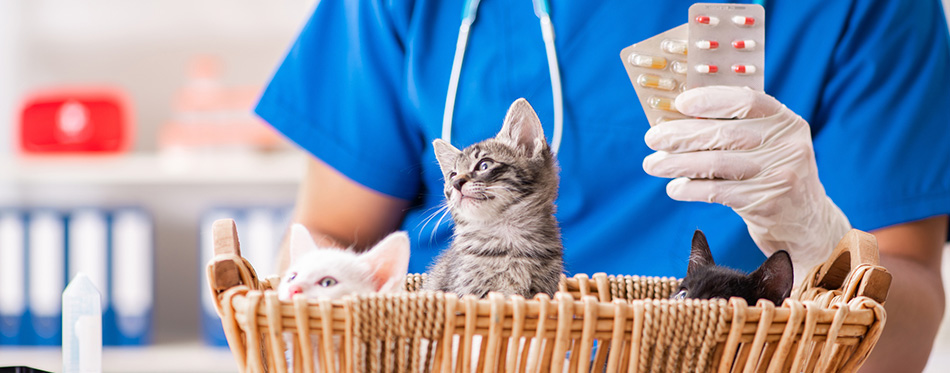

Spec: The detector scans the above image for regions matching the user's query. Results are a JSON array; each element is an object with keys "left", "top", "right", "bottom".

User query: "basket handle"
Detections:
[
  {"left": 808, "top": 229, "right": 892, "bottom": 303},
  {"left": 208, "top": 218, "right": 260, "bottom": 294}
]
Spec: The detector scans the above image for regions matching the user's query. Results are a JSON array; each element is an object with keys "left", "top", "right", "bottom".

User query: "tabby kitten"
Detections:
[
  {"left": 672, "top": 230, "right": 794, "bottom": 305},
  {"left": 425, "top": 98, "right": 563, "bottom": 298}
]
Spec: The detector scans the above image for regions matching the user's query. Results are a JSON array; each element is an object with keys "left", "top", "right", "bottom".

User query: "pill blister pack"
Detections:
[
  {"left": 687, "top": 3, "right": 765, "bottom": 90},
  {"left": 620, "top": 3, "right": 765, "bottom": 126},
  {"left": 620, "top": 24, "right": 690, "bottom": 126}
]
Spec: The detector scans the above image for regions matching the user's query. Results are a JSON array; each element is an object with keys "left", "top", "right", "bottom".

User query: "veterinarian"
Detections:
[{"left": 254, "top": 1, "right": 950, "bottom": 371}]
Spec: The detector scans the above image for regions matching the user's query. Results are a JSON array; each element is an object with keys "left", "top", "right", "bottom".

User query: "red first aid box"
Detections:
[{"left": 19, "top": 87, "right": 132, "bottom": 153}]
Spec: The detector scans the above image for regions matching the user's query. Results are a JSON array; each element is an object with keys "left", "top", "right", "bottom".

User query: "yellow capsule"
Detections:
[
  {"left": 628, "top": 53, "right": 668, "bottom": 69},
  {"left": 648, "top": 96, "right": 678, "bottom": 112},
  {"left": 637, "top": 74, "right": 677, "bottom": 91}
]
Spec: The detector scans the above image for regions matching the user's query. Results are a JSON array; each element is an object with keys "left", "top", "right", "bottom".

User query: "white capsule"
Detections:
[
  {"left": 694, "top": 64, "right": 718, "bottom": 74},
  {"left": 732, "top": 39, "right": 757, "bottom": 50},
  {"left": 670, "top": 60, "right": 688, "bottom": 75},
  {"left": 695, "top": 15, "right": 720, "bottom": 26},
  {"left": 732, "top": 15, "right": 756, "bottom": 26},
  {"left": 627, "top": 53, "right": 668, "bottom": 69},
  {"left": 695, "top": 40, "right": 719, "bottom": 50},
  {"left": 660, "top": 39, "right": 688, "bottom": 55},
  {"left": 732, "top": 64, "right": 757, "bottom": 74}
]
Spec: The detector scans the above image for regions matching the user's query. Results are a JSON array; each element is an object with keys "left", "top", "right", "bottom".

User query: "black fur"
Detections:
[{"left": 673, "top": 230, "right": 794, "bottom": 305}]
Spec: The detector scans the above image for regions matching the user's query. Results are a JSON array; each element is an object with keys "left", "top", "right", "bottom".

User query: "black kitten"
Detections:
[{"left": 672, "top": 230, "right": 794, "bottom": 305}]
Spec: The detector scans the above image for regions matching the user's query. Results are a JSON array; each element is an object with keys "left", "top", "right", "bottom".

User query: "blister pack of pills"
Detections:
[
  {"left": 687, "top": 3, "right": 765, "bottom": 90},
  {"left": 620, "top": 3, "right": 765, "bottom": 126},
  {"left": 620, "top": 24, "right": 689, "bottom": 126}
]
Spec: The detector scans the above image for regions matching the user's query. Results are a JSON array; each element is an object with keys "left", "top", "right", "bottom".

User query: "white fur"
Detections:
[{"left": 277, "top": 224, "right": 410, "bottom": 371}]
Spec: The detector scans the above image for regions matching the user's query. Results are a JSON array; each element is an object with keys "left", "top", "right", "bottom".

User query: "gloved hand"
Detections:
[{"left": 642, "top": 86, "right": 851, "bottom": 284}]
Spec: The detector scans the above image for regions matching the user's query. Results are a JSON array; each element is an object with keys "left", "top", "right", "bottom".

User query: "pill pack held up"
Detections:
[{"left": 621, "top": 3, "right": 765, "bottom": 126}]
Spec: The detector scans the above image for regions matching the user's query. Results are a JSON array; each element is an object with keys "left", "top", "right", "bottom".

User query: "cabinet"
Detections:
[{"left": 0, "top": 151, "right": 304, "bottom": 372}]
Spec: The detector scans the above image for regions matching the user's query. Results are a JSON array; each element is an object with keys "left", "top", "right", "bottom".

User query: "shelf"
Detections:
[
  {"left": 0, "top": 151, "right": 306, "bottom": 185},
  {"left": 0, "top": 342, "right": 238, "bottom": 373}
]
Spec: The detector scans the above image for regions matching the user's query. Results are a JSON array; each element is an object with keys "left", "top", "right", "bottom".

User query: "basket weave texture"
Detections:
[{"left": 207, "top": 219, "right": 890, "bottom": 373}]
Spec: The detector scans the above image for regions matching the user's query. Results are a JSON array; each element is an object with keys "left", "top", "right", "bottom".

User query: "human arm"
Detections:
[
  {"left": 276, "top": 157, "right": 411, "bottom": 273},
  {"left": 643, "top": 84, "right": 948, "bottom": 372},
  {"left": 861, "top": 215, "right": 947, "bottom": 372},
  {"left": 251, "top": 0, "right": 422, "bottom": 273}
]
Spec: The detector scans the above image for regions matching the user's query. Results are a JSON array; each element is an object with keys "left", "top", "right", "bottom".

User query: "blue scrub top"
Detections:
[{"left": 256, "top": 0, "right": 950, "bottom": 277}]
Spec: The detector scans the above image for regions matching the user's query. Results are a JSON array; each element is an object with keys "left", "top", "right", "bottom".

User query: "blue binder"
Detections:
[
  {"left": 66, "top": 208, "right": 110, "bottom": 345},
  {"left": 26, "top": 210, "right": 66, "bottom": 345},
  {"left": 0, "top": 209, "right": 27, "bottom": 345},
  {"left": 108, "top": 208, "right": 153, "bottom": 345}
]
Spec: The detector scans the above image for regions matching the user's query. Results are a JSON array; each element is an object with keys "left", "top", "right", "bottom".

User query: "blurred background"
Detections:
[
  {"left": 0, "top": 1, "right": 949, "bottom": 372},
  {"left": 0, "top": 1, "right": 315, "bottom": 371}
]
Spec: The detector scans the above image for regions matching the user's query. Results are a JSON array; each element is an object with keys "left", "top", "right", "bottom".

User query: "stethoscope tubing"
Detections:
[{"left": 442, "top": 0, "right": 564, "bottom": 154}]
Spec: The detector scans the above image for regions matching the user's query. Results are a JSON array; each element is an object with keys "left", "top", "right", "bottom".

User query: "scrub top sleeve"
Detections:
[
  {"left": 255, "top": 0, "right": 423, "bottom": 201},
  {"left": 813, "top": 0, "right": 950, "bottom": 230}
]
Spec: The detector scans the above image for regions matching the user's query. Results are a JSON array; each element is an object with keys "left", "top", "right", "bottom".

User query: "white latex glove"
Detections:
[{"left": 642, "top": 86, "right": 851, "bottom": 284}]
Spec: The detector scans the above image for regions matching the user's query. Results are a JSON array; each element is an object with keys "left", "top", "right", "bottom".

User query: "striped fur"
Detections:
[{"left": 425, "top": 98, "right": 563, "bottom": 298}]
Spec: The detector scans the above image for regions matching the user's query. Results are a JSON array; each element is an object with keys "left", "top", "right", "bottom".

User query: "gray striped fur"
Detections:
[{"left": 425, "top": 98, "right": 563, "bottom": 298}]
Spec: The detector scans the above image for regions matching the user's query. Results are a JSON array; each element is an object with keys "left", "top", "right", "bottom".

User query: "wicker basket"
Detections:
[{"left": 207, "top": 219, "right": 891, "bottom": 372}]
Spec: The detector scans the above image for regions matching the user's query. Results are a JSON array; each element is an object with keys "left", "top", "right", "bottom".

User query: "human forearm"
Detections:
[
  {"left": 859, "top": 216, "right": 947, "bottom": 372},
  {"left": 277, "top": 157, "right": 411, "bottom": 273},
  {"left": 859, "top": 253, "right": 945, "bottom": 372}
]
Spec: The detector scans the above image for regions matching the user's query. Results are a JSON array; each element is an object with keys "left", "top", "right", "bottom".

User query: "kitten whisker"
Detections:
[
  {"left": 415, "top": 202, "right": 447, "bottom": 227},
  {"left": 426, "top": 99, "right": 562, "bottom": 299},
  {"left": 417, "top": 203, "right": 450, "bottom": 234},
  {"left": 429, "top": 207, "right": 451, "bottom": 244}
]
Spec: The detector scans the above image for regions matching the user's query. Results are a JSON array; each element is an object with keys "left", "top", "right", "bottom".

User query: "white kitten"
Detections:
[
  {"left": 277, "top": 224, "right": 410, "bottom": 301},
  {"left": 277, "top": 224, "right": 410, "bottom": 371}
]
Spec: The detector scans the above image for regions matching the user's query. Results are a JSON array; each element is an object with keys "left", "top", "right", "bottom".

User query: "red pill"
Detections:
[
  {"left": 695, "top": 64, "right": 718, "bottom": 74},
  {"left": 695, "top": 40, "right": 719, "bottom": 50},
  {"left": 731, "top": 16, "right": 756, "bottom": 26},
  {"left": 695, "top": 15, "right": 720, "bottom": 26},
  {"left": 732, "top": 39, "right": 757, "bottom": 50},
  {"left": 732, "top": 64, "right": 757, "bottom": 74}
]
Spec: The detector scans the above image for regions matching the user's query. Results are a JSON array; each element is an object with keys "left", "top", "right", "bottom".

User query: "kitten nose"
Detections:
[
  {"left": 452, "top": 176, "right": 468, "bottom": 191},
  {"left": 288, "top": 284, "right": 303, "bottom": 295}
]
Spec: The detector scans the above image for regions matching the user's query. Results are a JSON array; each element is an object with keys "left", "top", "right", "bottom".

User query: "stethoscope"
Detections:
[
  {"left": 441, "top": 0, "right": 767, "bottom": 155},
  {"left": 441, "top": 0, "right": 564, "bottom": 155}
]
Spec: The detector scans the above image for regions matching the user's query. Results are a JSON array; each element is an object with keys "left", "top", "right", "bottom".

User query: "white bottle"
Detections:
[{"left": 62, "top": 273, "right": 102, "bottom": 373}]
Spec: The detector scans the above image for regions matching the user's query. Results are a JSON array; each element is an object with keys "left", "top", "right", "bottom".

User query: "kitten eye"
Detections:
[
  {"left": 672, "top": 289, "right": 688, "bottom": 300},
  {"left": 477, "top": 159, "right": 492, "bottom": 171},
  {"left": 448, "top": 171, "right": 457, "bottom": 179},
  {"left": 287, "top": 272, "right": 297, "bottom": 281},
  {"left": 316, "top": 276, "right": 338, "bottom": 287}
]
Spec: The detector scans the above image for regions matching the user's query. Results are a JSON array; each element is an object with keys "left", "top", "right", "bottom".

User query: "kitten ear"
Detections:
[
  {"left": 498, "top": 98, "right": 546, "bottom": 156},
  {"left": 749, "top": 250, "right": 794, "bottom": 305},
  {"left": 687, "top": 230, "right": 715, "bottom": 277},
  {"left": 360, "top": 231, "right": 411, "bottom": 293},
  {"left": 289, "top": 224, "right": 318, "bottom": 263},
  {"left": 432, "top": 139, "right": 461, "bottom": 176}
]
